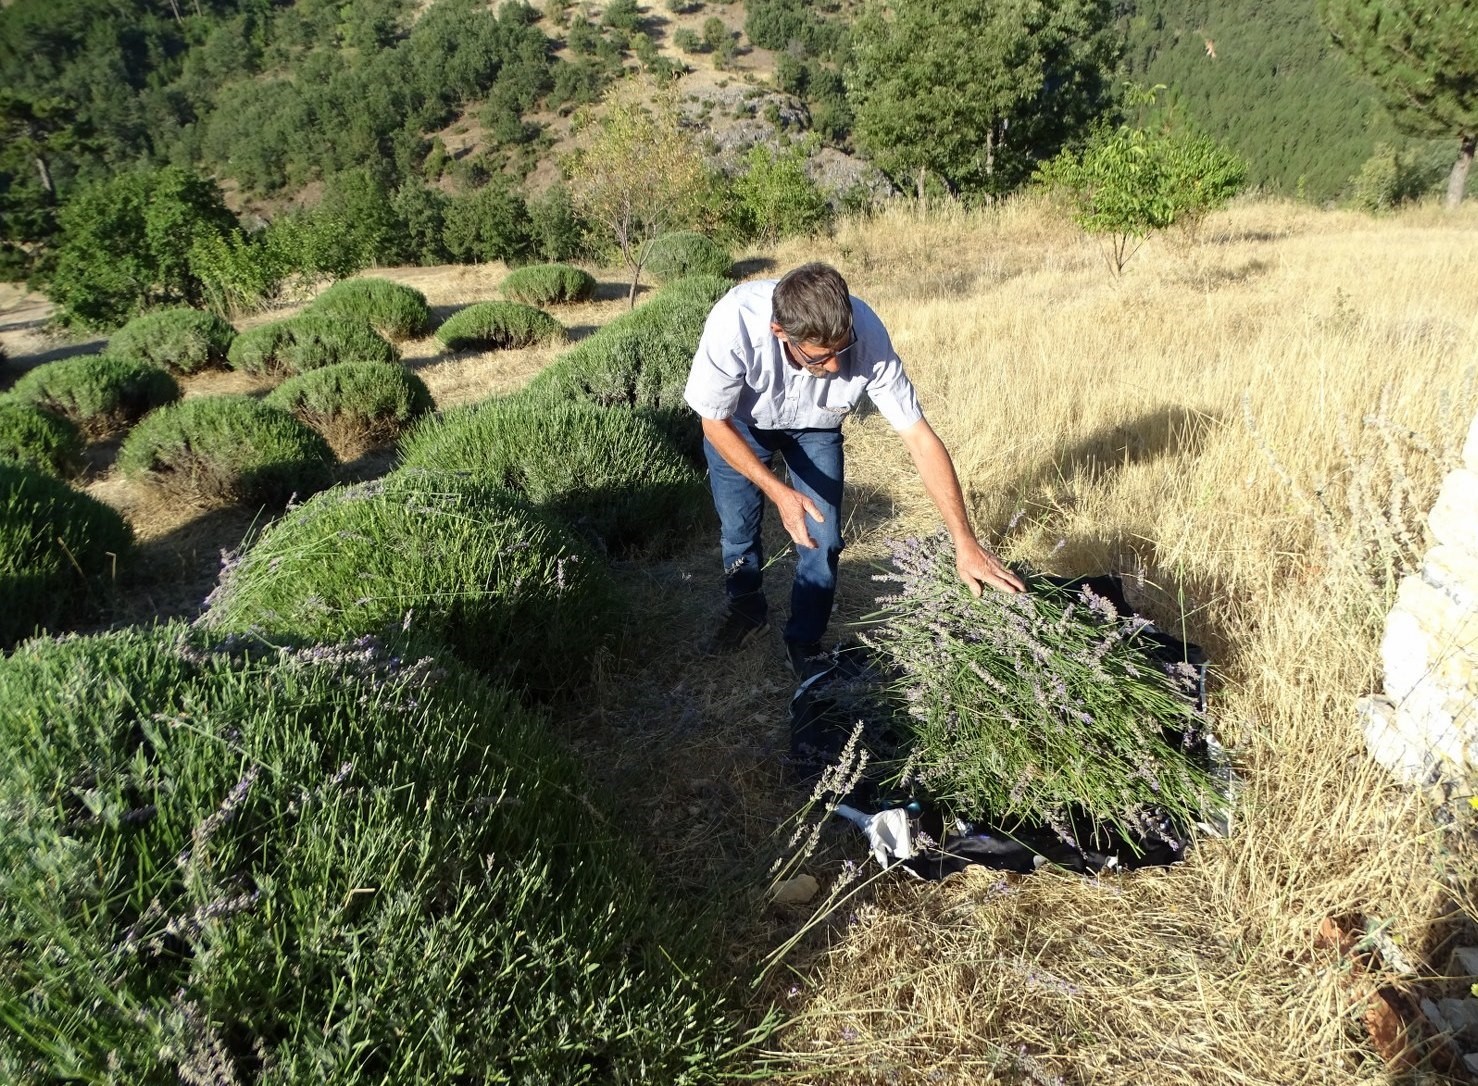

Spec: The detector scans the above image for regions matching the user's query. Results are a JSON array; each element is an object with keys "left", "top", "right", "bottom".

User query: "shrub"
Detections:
[
  {"left": 104, "top": 307, "right": 237, "bottom": 375},
  {"left": 526, "top": 275, "right": 732, "bottom": 457},
  {"left": 1034, "top": 93, "right": 1247, "bottom": 274},
  {"left": 117, "top": 396, "right": 335, "bottom": 508},
  {"left": 200, "top": 472, "right": 617, "bottom": 693},
  {"left": 0, "top": 627, "right": 752, "bottom": 1081},
  {"left": 498, "top": 263, "right": 597, "bottom": 305},
  {"left": 305, "top": 278, "right": 433, "bottom": 340},
  {"left": 226, "top": 314, "right": 400, "bottom": 376},
  {"left": 644, "top": 230, "right": 732, "bottom": 282},
  {"left": 0, "top": 400, "right": 85, "bottom": 479},
  {"left": 0, "top": 462, "right": 131, "bottom": 646},
  {"left": 399, "top": 393, "right": 708, "bottom": 556},
  {"left": 7, "top": 354, "right": 180, "bottom": 437},
  {"left": 265, "top": 361, "right": 434, "bottom": 450},
  {"left": 435, "top": 301, "right": 564, "bottom": 350},
  {"left": 734, "top": 142, "right": 834, "bottom": 241}
]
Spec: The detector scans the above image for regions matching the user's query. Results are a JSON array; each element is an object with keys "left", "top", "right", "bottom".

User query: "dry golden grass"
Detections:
[{"left": 732, "top": 197, "right": 1478, "bottom": 1084}]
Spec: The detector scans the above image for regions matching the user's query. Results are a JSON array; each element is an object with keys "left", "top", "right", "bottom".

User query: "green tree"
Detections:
[
  {"left": 1318, "top": 0, "right": 1478, "bottom": 207},
  {"left": 1035, "top": 91, "right": 1247, "bottom": 273},
  {"left": 443, "top": 179, "right": 535, "bottom": 264},
  {"left": 46, "top": 167, "right": 241, "bottom": 329},
  {"left": 733, "top": 142, "right": 833, "bottom": 242},
  {"left": 566, "top": 89, "right": 708, "bottom": 305},
  {"left": 847, "top": 0, "right": 1119, "bottom": 198}
]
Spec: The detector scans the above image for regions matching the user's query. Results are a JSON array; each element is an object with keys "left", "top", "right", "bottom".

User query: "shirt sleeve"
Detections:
[
  {"left": 683, "top": 296, "right": 748, "bottom": 421},
  {"left": 862, "top": 322, "right": 924, "bottom": 431}
]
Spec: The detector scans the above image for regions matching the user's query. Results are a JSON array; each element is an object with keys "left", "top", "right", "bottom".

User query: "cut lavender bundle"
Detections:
[{"left": 862, "top": 531, "right": 1221, "bottom": 843}]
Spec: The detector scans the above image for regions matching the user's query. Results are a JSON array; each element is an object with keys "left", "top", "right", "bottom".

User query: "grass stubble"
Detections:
[{"left": 18, "top": 197, "right": 1478, "bottom": 1083}]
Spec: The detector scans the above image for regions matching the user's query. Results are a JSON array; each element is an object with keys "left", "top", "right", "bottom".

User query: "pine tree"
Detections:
[{"left": 1318, "top": 0, "right": 1478, "bottom": 207}]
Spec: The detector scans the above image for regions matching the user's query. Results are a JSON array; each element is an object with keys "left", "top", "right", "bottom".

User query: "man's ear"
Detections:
[{"left": 769, "top": 320, "right": 786, "bottom": 340}]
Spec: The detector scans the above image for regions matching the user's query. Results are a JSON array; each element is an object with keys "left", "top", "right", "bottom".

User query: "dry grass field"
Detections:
[
  {"left": 737, "top": 198, "right": 1478, "bottom": 1084},
  {"left": 2, "top": 196, "right": 1475, "bottom": 1083}
]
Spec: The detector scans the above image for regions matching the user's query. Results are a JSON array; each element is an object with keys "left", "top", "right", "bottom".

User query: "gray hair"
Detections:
[{"left": 772, "top": 263, "right": 853, "bottom": 345}]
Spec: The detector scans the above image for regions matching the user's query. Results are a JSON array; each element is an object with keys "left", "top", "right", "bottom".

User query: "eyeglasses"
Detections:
[{"left": 787, "top": 331, "right": 856, "bottom": 372}]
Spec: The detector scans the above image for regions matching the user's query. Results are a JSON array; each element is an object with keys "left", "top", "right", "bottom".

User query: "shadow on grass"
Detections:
[
  {"left": 1011, "top": 406, "right": 1220, "bottom": 502},
  {"left": 731, "top": 256, "right": 778, "bottom": 280}
]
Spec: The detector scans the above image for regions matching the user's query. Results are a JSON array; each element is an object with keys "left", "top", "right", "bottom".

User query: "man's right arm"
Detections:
[{"left": 701, "top": 417, "right": 824, "bottom": 549}]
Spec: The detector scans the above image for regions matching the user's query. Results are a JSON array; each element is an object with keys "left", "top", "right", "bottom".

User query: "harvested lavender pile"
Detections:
[{"left": 862, "top": 532, "right": 1220, "bottom": 841}]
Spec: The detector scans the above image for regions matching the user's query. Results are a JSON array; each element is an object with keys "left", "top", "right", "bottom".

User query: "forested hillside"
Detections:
[
  {"left": 2, "top": 0, "right": 1469, "bottom": 328},
  {"left": 1118, "top": 0, "right": 1451, "bottom": 201}
]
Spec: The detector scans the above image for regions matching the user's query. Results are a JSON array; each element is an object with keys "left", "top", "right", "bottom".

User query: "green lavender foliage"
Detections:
[
  {"left": 226, "top": 314, "right": 400, "bottom": 376},
  {"left": 643, "top": 231, "right": 731, "bottom": 283},
  {"left": 498, "top": 263, "right": 597, "bottom": 305},
  {"left": 526, "top": 274, "right": 731, "bottom": 459},
  {"left": 0, "top": 462, "right": 131, "bottom": 647},
  {"left": 863, "top": 532, "right": 1219, "bottom": 838},
  {"left": 0, "top": 400, "right": 84, "bottom": 479},
  {"left": 7, "top": 355, "right": 180, "bottom": 437},
  {"left": 199, "top": 472, "right": 617, "bottom": 694},
  {"left": 397, "top": 392, "right": 707, "bottom": 556},
  {"left": 434, "top": 301, "right": 564, "bottom": 350},
  {"left": 116, "top": 396, "right": 335, "bottom": 508},
  {"left": 305, "top": 278, "right": 433, "bottom": 340},
  {"left": 0, "top": 625, "right": 755, "bottom": 1083},
  {"left": 265, "top": 361, "right": 434, "bottom": 445},
  {"left": 104, "top": 308, "right": 236, "bottom": 375}
]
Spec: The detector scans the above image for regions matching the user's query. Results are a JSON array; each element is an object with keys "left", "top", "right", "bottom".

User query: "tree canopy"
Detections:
[
  {"left": 1318, "top": 0, "right": 1478, "bottom": 206},
  {"left": 846, "top": 0, "right": 1120, "bottom": 198}
]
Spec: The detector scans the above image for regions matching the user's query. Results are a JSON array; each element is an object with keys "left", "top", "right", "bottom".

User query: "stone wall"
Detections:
[{"left": 1359, "top": 413, "right": 1478, "bottom": 785}]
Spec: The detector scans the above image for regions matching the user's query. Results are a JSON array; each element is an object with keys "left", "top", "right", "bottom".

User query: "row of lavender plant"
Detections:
[{"left": 862, "top": 531, "right": 1221, "bottom": 843}]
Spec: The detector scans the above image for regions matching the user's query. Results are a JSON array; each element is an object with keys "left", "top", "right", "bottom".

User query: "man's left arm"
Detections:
[{"left": 898, "top": 417, "right": 1024, "bottom": 596}]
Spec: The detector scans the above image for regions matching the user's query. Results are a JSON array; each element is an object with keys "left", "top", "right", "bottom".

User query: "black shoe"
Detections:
[
  {"left": 702, "top": 610, "right": 769, "bottom": 656},
  {"left": 785, "top": 640, "right": 830, "bottom": 680}
]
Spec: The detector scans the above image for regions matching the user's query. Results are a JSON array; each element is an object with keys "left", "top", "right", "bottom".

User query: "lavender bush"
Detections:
[
  {"left": 863, "top": 532, "right": 1219, "bottom": 841},
  {"left": 0, "top": 626, "right": 755, "bottom": 1083}
]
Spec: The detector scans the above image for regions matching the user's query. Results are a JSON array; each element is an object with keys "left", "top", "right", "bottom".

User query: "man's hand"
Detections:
[
  {"left": 775, "top": 486, "right": 823, "bottom": 549},
  {"left": 955, "top": 537, "right": 1024, "bottom": 596}
]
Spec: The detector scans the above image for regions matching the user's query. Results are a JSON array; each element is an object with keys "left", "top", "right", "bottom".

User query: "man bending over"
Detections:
[{"left": 684, "top": 262, "right": 1023, "bottom": 677}]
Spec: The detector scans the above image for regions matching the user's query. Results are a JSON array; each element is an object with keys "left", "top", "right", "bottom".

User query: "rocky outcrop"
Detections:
[{"left": 1359, "top": 413, "right": 1478, "bottom": 785}]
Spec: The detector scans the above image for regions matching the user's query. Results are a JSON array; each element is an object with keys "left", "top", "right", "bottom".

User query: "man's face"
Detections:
[{"left": 770, "top": 321, "right": 856, "bottom": 378}]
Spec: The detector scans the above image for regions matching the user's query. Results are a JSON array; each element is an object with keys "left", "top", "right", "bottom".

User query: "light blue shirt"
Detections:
[{"left": 683, "top": 279, "right": 924, "bottom": 432}]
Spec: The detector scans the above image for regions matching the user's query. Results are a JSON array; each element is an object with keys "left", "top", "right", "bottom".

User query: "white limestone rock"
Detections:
[
  {"left": 1424, "top": 545, "right": 1478, "bottom": 613},
  {"left": 1380, "top": 576, "right": 1478, "bottom": 704},
  {"left": 1359, "top": 695, "right": 1435, "bottom": 784},
  {"left": 1429, "top": 468, "right": 1478, "bottom": 553}
]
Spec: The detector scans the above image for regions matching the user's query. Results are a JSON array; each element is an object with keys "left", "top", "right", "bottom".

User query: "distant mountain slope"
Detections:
[{"left": 1120, "top": 0, "right": 1401, "bottom": 201}]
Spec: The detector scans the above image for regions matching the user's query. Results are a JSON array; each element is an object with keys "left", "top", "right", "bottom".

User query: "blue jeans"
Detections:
[{"left": 703, "top": 422, "right": 844, "bottom": 645}]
